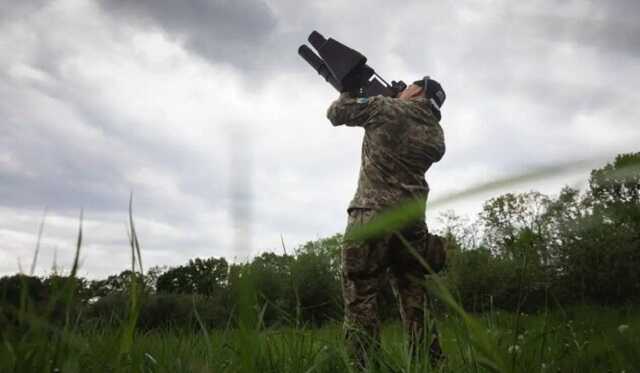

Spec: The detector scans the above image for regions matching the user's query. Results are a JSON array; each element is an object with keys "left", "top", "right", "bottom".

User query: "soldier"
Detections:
[{"left": 327, "top": 77, "right": 447, "bottom": 369}]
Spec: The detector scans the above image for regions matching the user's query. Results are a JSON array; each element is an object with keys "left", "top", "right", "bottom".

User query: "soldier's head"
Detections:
[{"left": 398, "top": 76, "right": 446, "bottom": 118}]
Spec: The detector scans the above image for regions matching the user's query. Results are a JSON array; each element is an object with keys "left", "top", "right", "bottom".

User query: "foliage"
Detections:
[
  {"left": 444, "top": 152, "right": 640, "bottom": 311},
  {"left": 156, "top": 257, "right": 229, "bottom": 296}
]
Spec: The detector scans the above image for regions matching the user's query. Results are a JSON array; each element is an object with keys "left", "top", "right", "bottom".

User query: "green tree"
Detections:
[
  {"left": 480, "top": 191, "right": 551, "bottom": 264},
  {"left": 156, "top": 257, "right": 229, "bottom": 296},
  {"left": 575, "top": 153, "right": 640, "bottom": 303},
  {"left": 292, "top": 235, "right": 342, "bottom": 325},
  {"left": 250, "top": 252, "right": 295, "bottom": 324},
  {"left": 89, "top": 270, "right": 143, "bottom": 298}
]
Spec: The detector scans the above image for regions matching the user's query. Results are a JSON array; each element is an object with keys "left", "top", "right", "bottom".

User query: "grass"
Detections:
[{"left": 2, "top": 305, "right": 637, "bottom": 372}]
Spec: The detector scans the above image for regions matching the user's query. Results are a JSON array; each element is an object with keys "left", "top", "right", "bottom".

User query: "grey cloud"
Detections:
[
  {"left": 0, "top": 0, "right": 48, "bottom": 24},
  {"left": 98, "top": 0, "right": 411, "bottom": 82},
  {"left": 518, "top": 14, "right": 640, "bottom": 58},
  {"left": 0, "top": 78, "right": 228, "bottom": 224},
  {"left": 385, "top": 0, "right": 640, "bottom": 172},
  {"left": 0, "top": 11, "right": 232, "bottom": 218},
  {"left": 99, "top": 0, "right": 278, "bottom": 71},
  {"left": 494, "top": 1, "right": 640, "bottom": 58}
]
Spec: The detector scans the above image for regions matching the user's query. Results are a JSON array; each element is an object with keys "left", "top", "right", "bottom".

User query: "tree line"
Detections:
[{"left": 1, "top": 153, "right": 638, "bottom": 330}]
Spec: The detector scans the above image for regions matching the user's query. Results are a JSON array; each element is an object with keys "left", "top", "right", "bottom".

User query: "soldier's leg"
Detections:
[
  {"left": 392, "top": 270, "right": 443, "bottom": 366},
  {"left": 390, "top": 225, "right": 444, "bottom": 366},
  {"left": 342, "top": 209, "right": 387, "bottom": 370}
]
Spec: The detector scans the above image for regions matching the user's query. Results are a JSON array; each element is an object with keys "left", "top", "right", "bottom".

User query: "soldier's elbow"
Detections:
[{"left": 326, "top": 106, "right": 341, "bottom": 126}]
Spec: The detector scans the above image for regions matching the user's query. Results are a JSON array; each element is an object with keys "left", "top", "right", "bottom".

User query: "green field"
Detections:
[{"left": 2, "top": 304, "right": 638, "bottom": 372}]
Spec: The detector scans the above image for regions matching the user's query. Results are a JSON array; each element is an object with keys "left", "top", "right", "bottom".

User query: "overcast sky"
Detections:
[{"left": 1, "top": 0, "right": 638, "bottom": 278}]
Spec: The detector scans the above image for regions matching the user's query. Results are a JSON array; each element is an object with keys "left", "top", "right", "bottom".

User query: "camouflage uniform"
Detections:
[{"left": 327, "top": 92, "right": 446, "bottom": 369}]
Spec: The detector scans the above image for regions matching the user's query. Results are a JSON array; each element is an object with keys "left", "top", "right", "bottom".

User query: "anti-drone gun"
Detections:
[{"left": 298, "top": 31, "right": 406, "bottom": 98}]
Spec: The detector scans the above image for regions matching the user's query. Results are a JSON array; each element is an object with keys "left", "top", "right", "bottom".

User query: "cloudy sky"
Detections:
[{"left": 1, "top": 0, "right": 638, "bottom": 278}]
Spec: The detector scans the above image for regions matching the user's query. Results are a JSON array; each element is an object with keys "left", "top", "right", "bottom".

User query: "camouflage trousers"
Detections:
[{"left": 341, "top": 208, "right": 444, "bottom": 370}]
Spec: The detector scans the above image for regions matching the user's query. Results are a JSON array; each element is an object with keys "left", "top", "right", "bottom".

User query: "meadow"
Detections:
[{"left": 2, "top": 302, "right": 638, "bottom": 372}]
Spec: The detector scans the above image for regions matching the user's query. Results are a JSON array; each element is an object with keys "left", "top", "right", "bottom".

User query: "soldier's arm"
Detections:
[
  {"left": 428, "top": 123, "right": 446, "bottom": 162},
  {"left": 326, "top": 93, "right": 384, "bottom": 127}
]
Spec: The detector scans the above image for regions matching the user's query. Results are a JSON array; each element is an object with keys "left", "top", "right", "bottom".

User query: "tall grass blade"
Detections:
[
  {"left": 51, "top": 209, "right": 84, "bottom": 371},
  {"left": 281, "top": 234, "right": 302, "bottom": 327},
  {"left": 129, "top": 192, "right": 144, "bottom": 274},
  {"left": 70, "top": 209, "right": 83, "bottom": 279},
  {"left": 29, "top": 207, "right": 47, "bottom": 276},
  {"left": 192, "top": 295, "right": 212, "bottom": 368},
  {"left": 120, "top": 196, "right": 143, "bottom": 361},
  {"left": 348, "top": 159, "right": 600, "bottom": 242},
  {"left": 429, "top": 159, "right": 595, "bottom": 208},
  {"left": 398, "top": 234, "right": 509, "bottom": 372}
]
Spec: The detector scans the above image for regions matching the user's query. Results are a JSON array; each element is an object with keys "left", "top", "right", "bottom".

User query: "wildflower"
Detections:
[
  {"left": 541, "top": 363, "right": 547, "bottom": 370},
  {"left": 507, "top": 345, "right": 520, "bottom": 354},
  {"left": 618, "top": 324, "right": 629, "bottom": 334},
  {"left": 517, "top": 334, "right": 524, "bottom": 341}
]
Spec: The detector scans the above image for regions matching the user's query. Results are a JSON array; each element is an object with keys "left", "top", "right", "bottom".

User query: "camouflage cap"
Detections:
[{"left": 413, "top": 76, "right": 446, "bottom": 112}]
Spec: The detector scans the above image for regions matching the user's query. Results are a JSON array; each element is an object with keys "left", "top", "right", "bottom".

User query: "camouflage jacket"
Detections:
[{"left": 327, "top": 93, "right": 445, "bottom": 212}]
